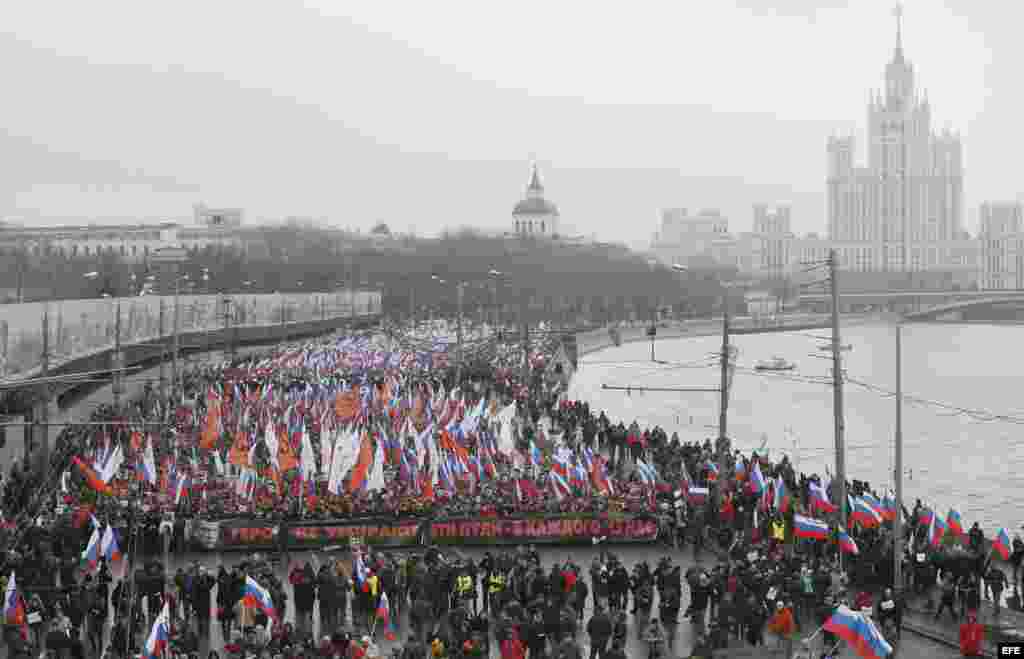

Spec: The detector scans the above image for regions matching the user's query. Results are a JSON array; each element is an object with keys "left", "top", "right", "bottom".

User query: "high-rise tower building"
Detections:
[{"left": 827, "top": 5, "right": 966, "bottom": 274}]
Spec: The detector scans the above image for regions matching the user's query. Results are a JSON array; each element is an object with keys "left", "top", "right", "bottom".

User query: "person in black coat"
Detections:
[
  {"left": 192, "top": 567, "right": 217, "bottom": 640},
  {"left": 585, "top": 606, "right": 612, "bottom": 659}
]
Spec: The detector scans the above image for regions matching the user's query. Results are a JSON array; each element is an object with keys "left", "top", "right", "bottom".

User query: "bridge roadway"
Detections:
[
  {"left": 16, "top": 320, "right": 970, "bottom": 658},
  {"left": 123, "top": 545, "right": 962, "bottom": 659}
]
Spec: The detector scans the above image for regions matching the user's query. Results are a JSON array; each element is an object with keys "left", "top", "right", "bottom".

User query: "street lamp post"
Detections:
[{"left": 488, "top": 269, "right": 503, "bottom": 332}]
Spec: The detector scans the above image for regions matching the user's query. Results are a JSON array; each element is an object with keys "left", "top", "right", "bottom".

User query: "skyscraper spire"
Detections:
[{"left": 893, "top": 3, "right": 904, "bottom": 58}]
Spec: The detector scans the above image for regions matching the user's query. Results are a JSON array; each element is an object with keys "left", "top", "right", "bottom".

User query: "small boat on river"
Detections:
[{"left": 755, "top": 357, "right": 796, "bottom": 372}]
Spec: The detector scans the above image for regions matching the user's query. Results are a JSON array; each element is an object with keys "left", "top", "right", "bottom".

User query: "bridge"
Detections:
[
  {"left": 798, "top": 289, "right": 1024, "bottom": 318},
  {"left": 0, "top": 290, "right": 382, "bottom": 417},
  {"left": 903, "top": 296, "right": 1024, "bottom": 321}
]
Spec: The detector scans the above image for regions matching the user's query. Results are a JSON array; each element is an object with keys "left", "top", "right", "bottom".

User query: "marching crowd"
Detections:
[{"left": 1, "top": 326, "right": 1021, "bottom": 659}]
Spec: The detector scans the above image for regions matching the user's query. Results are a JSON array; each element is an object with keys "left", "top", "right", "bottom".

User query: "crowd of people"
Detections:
[{"left": 0, "top": 324, "right": 1020, "bottom": 659}]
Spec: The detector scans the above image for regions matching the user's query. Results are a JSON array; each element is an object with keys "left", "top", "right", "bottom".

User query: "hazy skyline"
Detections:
[{"left": 0, "top": 1, "right": 1015, "bottom": 246}]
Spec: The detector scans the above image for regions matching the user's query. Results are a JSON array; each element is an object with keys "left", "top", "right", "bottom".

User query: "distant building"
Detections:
[
  {"left": 737, "top": 9, "right": 979, "bottom": 288},
  {"left": 512, "top": 163, "right": 560, "bottom": 237},
  {"left": 0, "top": 221, "right": 179, "bottom": 261},
  {"left": 0, "top": 203, "right": 247, "bottom": 261},
  {"left": 824, "top": 7, "right": 973, "bottom": 280},
  {"left": 650, "top": 208, "right": 730, "bottom": 267},
  {"left": 193, "top": 203, "right": 243, "bottom": 227},
  {"left": 979, "top": 202, "right": 1024, "bottom": 290}
]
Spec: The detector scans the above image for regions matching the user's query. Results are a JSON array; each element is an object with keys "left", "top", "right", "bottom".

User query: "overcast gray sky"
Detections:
[{"left": 0, "top": 1, "right": 1013, "bottom": 245}]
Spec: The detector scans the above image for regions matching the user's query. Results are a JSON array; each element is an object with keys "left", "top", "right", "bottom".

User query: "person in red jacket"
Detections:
[
  {"left": 959, "top": 612, "right": 984, "bottom": 657},
  {"left": 500, "top": 628, "right": 527, "bottom": 659}
]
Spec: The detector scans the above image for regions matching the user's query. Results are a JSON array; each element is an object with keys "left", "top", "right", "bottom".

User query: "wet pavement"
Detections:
[{"left": 79, "top": 541, "right": 974, "bottom": 659}]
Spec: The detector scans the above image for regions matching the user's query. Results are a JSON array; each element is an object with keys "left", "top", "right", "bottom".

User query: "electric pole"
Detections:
[
  {"left": 158, "top": 298, "right": 167, "bottom": 402},
  {"left": 172, "top": 267, "right": 180, "bottom": 406},
  {"left": 829, "top": 248, "right": 847, "bottom": 529},
  {"left": 39, "top": 307, "right": 50, "bottom": 469},
  {"left": 893, "top": 322, "right": 904, "bottom": 589},
  {"left": 717, "top": 308, "right": 731, "bottom": 463},
  {"left": 113, "top": 301, "right": 123, "bottom": 411}
]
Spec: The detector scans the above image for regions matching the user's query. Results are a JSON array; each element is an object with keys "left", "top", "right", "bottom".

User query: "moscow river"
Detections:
[{"left": 568, "top": 321, "right": 1024, "bottom": 534}]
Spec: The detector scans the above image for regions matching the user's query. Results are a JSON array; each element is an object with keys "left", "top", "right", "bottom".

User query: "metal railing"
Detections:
[{"left": 0, "top": 290, "right": 381, "bottom": 379}]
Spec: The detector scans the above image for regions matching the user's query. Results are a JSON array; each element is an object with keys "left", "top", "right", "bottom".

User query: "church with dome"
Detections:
[{"left": 512, "top": 163, "right": 559, "bottom": 237}]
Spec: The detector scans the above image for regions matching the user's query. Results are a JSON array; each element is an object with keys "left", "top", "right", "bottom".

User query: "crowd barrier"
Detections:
[{"left": 178, "top": 512, "right": 659, "bottom": 551}]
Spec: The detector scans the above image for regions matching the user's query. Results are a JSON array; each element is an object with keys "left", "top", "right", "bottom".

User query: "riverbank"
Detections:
[{"left": 574, "top": 312, "right": 878, "bottom": 360}]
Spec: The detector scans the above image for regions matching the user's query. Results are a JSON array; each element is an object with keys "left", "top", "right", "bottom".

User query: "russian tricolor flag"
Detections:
[
  {"left": 946, "top": 508, "right": 964, "bottom": 537},
  {"left": 3, "top": 572, "right": 26, "bottom": 639},
  {"left": 144, "top": 602, "right": 170, "bottom": 659},
  {"left": 810, "top": 481, "right": 837, "bottom": 514},
  {"left": 851, "top": 497, "right": 883, "bottom": 528},
  {"left": 880, "top": 494, "right": 897, "bottom": 522},
  {"left": 243, "top": 576, "right": 278, "bottom": 620},
  {"left": 994, "top": 527, "right": 1012, "bottom": 560},
  {"left": 376, "top": 592, "right": 397, "bottom": 641},
  {"left": 688, "top": 485, "right": 709, "bottom": 505},
  {"left": 100, "top": 525, "right": 123, "bottom": 563},
  {"left": 773, "top": 476, "right": 790, "bottom": 513},
  {"left": 749, "top": 462, "right": 766, "bottom": 495},
  {"left": 838, "top": 528, "right": 859, "bottom": 555},
  {"left": 823, "top": 606, "right": 893, "bottom": 659},
  {"left": 928, "top": 513, "right": 947, "bottom": 548},
  {"left": 794, "top": 514, "right": 830, "bottom": 541}
]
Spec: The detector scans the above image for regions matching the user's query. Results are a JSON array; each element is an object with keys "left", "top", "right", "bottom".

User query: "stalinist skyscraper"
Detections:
[{"left": 827, "top": 5, "right": 965, "bottom": 274}]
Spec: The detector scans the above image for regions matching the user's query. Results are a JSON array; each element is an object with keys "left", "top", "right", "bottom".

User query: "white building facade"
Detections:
[
  {"left": 979, "top": 202, "right": 1024, "bottom": 290},
  {"left": 742, "top": 10, "right": 980, "bottom": 287}
]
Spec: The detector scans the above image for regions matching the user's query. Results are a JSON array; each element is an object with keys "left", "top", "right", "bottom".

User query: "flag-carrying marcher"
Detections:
[
  {"left": 946, "top": 508, "right": 964, "bottom": 538},
  {"left": 838, "top": 528, "right": 860, "bottom": 555},
  {"left": 823, "top": 605, "right": 892, "bottom": 659},
  {"left": 141, "top": 438, "right": 158, "bottom": 486},
  {"left": 735, "top": 460, "right": 747, "bottom": 482},
  {"left": 81, "top": 525, "right": 102, "bottom": 570},
  {"left": 100, "top": 525, "right": 123, "bottom": 563},
  {"left": 793, "top": 514, "right": 830, "bottom": 541},
  {"left": 880, "top": 493, "right": 897, "bottom": 522},
  {"left": 529, "top": 440, "right": 542, "bottom": 467},
  {"left": 809, "top": 481, "right": 837, "bottom": 514},
  {"left": 749, "top": 462, "right": 766, "bottom": 495},
  {"left": 928, "top": 513, "right": 947, "bottom": 548},
  {"left": 3, "top": 572, "right": 27, "bottom": 640},
  {"left": 376, "top": 592, "right": 397, "bottom": 641},
  {"left": 243, "top": 576, "right": 278, "bottom": 620},
  {"left": 144, "top": 602, "right": 170, "bottom": 659},
  {"left": 773, "top": 476, "right": 790, "bottom": 513},
  {"left": 994, "top": 527, "right": 1012, "bottom": 560},
  {"left": 850, "top": 497, "right": 883, "bottom": 528},
  {"left": 72, "top": 456, "right": 113, "bottom": 496}
]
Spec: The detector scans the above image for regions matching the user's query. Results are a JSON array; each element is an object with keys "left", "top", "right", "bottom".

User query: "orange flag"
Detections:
[
  {"left": 228, "top": 431, "right": 251, "bottom": 468},
  {"left": 199, "top": 398, "right": 222, "bottom": 450},
  {"left": 73, "top": 456, "right": 113, "bottom": 496},
  {"left": 278, "top": 430, "right": 299, "bottom": 472}
]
